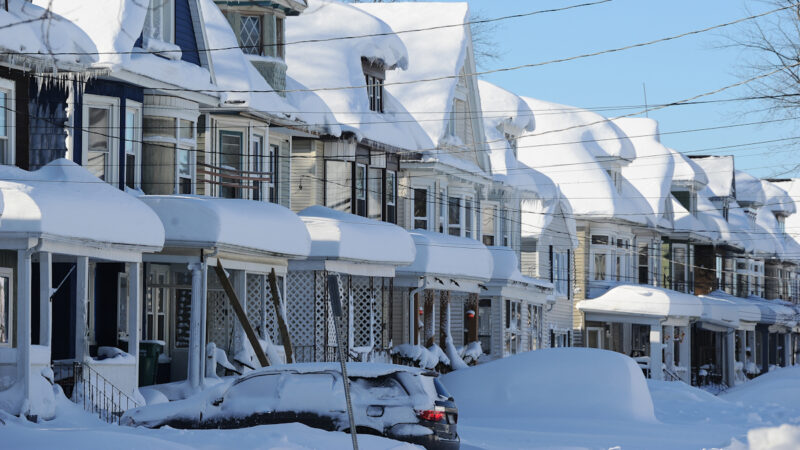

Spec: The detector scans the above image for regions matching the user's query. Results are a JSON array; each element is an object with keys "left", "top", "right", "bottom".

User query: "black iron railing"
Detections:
[{"left": 53, "top": 361, "right": 141, "bottom": 425}]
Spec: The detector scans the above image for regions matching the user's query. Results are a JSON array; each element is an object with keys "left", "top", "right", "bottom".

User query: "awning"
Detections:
[
  {"left": 291, "top": 206, "right": 415, "bottom": 277},
  {"left": 0, "top": 159, "right": 164, "bottom": 260},
  {"left": 141, "top": 195, "right": 310, "bottom": 260},
  {"left": 485, "top": 246, "right": 553, "bottom": 304},
  {"left": 576, "top": 284, "right": 703, "bottom": 320},
  {"left": 396, "top": 230, "right": 492, "bottom": 293}
]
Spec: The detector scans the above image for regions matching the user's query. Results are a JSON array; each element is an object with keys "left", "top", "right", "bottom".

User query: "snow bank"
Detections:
[
  {"left": 0, "top": 159, "right": 164, "bottom": 249},
  {"left": 285, "top": 0, "right": 431, "bottom": 149},
  {"left": 722, "top": 366, "right": 800, "bottom": 408},
  {"left": 441, "top": 348, "right": 657, "bottom": 423},
  {"left": 141, "top": 195, "right": 310, "bottom": 258},
  {"left": 745, "top": 424, "right": 800, "bottom": 450},
  {"left": 298, "top": 206, "right": 415, "bottom": 266},
  {"left": 396, "top": 230, "right": 492, "bottom": 282}
]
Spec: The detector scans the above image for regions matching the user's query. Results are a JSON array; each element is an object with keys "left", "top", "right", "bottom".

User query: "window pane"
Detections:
[
  {"left": 386, "top": 171, "right": 396, "bottom": 205},
  {"left": 240, "top": 15, "right": 262, "bottom": 55},
  {"left": 179, "top": 119, "right": 194, "bottom": 140},
  {"left": 0, "top": 276, "right": 8, "bottom": 344},
  {"left": 144, "top": 116, "right": 176, "bottom": 139},
  {"left": 368, "top": 168, "right": 382, "bottom": 220},
  {"left": 220, "top": 132, "right": 242, "bottom": 198},
  {"left": 448, "top": 197, "right": 461, "bottom": 225},
  {"left": 325, "top": 160, "right": 352, "bottom": 212},
  {"left": 0, "top": 91, "right": 6, "bottom": 138},
  {"left": 591, "top": 235, "right": 609, "bottom": 245},
  {"left": 464, "top": 199, "right": 473, "bottom": 238},
  {"left": 125, "top": 110, "right": 135, "bottom": 154},
  {"left": 414, "top": 189, "right": 427, "bottom": 220},
  {"left": 88, "top": 107, "right": 110, "bottom": 151},
  {"left": 594, "top": 254, "right": 606, "bottom": 280},
  {"left": 126, "top": 154, "right": 136, "bottom": 189}
]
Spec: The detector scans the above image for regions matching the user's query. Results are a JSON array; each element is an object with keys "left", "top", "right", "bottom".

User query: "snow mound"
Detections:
[
  {"left": 441, "top": 348, "right": 657, "bottom": 424},
  {"left": 745, "top": 424, "right": 800, "bottom": 450},
  {"left": 721, "top": 366, "right": 800, "bottom": 407}
]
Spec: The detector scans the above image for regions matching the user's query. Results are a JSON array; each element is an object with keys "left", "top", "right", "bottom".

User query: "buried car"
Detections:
[{"left": 122, "top": 363, "right": 459, "bottom": 450}]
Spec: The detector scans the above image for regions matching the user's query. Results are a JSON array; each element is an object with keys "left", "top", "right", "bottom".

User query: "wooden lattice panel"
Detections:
[{"left": 207, "top": 288, "right": 233, "bottom": 354}]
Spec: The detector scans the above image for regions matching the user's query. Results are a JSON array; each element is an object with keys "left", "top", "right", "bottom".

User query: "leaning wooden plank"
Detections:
[{"left": 268, "top": 268, "right": 294, "bottom": 364}]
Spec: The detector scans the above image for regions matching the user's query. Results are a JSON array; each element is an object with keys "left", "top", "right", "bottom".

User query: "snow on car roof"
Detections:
[{"left": 238, "top": 362, "right": 430, "bottom": 381}]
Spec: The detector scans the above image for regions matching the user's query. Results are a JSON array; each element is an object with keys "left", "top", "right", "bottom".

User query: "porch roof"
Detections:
[
  {"left": 486, "top": 246, "right": 553, "bottom": 304},
  {"left": 701, "top": 290, "right": 768, "bottom": 324},
  {"left": 748, "top": 296, "right": 798, "bottom": 327},
  {"left": 576, "top": 284, "right": 703, "bottom": 320},
  {"left": 141, "top": 195, "right": 310, "bottom": 258},
  {"left": 297, "top": 206, "right": 415, "bottom": 267},
  {"left": 0, "top": 159, "right": 164, "bottom": 253},
  {"left": 697, "top": 293, "right": 740, "bottom": 328},
  {"left": 396, "top": 230, "right": 492, "bottom": 282}
]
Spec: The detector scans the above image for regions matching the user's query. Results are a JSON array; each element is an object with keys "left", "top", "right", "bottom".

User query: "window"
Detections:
[
  {"left": 267, "top": 144, "right": 278, "bottom": 202},
  {"left": 0, "top": 79, "right": 14, "bottom": 165},
  {"left": 87, "top": 106, "right": 112, "bottom": 181},
  {"left": 592, "top": 235, "right": 609, "bottom": 245},
  {"left": 144, "top": 0, "right": 174, "bottom": 44},
  {"left": 251, "top": 135, "right": 268, "bottom": 201},
  {"left": 145, "top": 266, "right": 169, "bottom": 348},
  {"left": 142, "top": 114, "right": 196, "bottom": 195},
  {"left": 505, "top": 133, "right": 518, "bottom": 158},
  {"left": 464, "top": 198, "right": 473, "bottom": 239},
  {"left": 325, "top": 160, "right": 352, "bottom": 212},
  {"left": 673, "top": 245, "right": 687, "bottom": 292},
  {"left": 0, "top": 268, "right": 12, "bottom": 346},
  {"left": 438, "top": 190, "right": 447, "bottom": 233},
  {"left": 594, "top": 253, "right": 607, "bottom": 281},
  {"left": 368, "top": 168, "right": 383, "bottom": 220},
  {"left": 501, "top": 208, "right": 511, "bottom": 247},
  {"left": 240, "top": 15, "right": 262, "bottom": 55},
  {"left": 448, "top": 196, "right": 462, "bottom": 236},
  {"left": 124, "top": 106, "right": 142, "bottom": 189},
  {"left": 554, "top": 252, "right": 568, "bottom": 296},
  {"left": 504, "top": 299, "right": 521, "bottom": 355},
  {"left": 219, "top": 131, "right": 243, "bottom": 198},
  {"left": 638, "top": 244, "right": 649, "bottom": 285},
  {"left": 413, "top": 188, "right": 429, "bottom": 230},
  {"left": 355, "top": 163, "right": 367, "bottom": 217},
  {"left": 529, "top": 304, "right": 542, "bottom": 350},
  {"left": 777, "top": 215, "right": 786, "bottom": 236},
  {"left": 673, "top": 190, "right": 693, "bottom": 215},
  {"left": 365, "top": 74, "right": 384, "bottom": 113},
  {"left": 482, "top": 205, "right": 496, "bottom": 246},
  {"left": 385, "top": 171, "right": 397, "bottom": 224},
  {"left": 478, "top": 299, "right": 492, "bottom": 355}
]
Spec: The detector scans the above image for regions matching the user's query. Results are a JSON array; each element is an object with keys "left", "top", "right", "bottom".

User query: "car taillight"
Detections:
[{"left": 418, "top": 410, "right": 445, "bottom": 422}]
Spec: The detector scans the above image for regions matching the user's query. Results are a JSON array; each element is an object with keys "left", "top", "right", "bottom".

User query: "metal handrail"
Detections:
[{"left": 70, "top": 361, "right": 142, "bottom": 425}]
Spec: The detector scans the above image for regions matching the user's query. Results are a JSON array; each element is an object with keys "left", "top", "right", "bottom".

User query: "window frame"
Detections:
[
  {"left": 0, "top": 267, "right": 13, "bottom": 347},
  {"left": 0, "top": 78, "right": 15, "bottom": 166},
  {"left": 124, "top": 102, "right": 143, "bottom": 190},
  {"left": 82, "top": 94, "right": 120, "bottom": 186},
  {"left": 218, "top": 129, "right": 244, "bottom": 199},
  {"left": 413, "top": 187, "right": 431, "bottom": 230},
  {"left": 239, "top": 14, "right": 263, "bottom": 56},
  {"left": 143, "top": 0, "right": 175, "bottom": 44}
]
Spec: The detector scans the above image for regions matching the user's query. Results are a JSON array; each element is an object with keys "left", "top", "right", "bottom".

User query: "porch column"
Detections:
[
  {"left": 748, "top": 330, "right": 757, "bottom": 367},
  {"left": 466, "top": 293, "right": 479, "bottom": 344},
  {"left": 649, "top": 325, "right": 664, "bottom": 380},
  {"left": 127, "top": 262, "right": 141, "bottom": 386},
  {"left": 679, "top": 325, "right": 691, "bottom": 383},
  {"left": 423, "top": 290, "right": 435, "bottom": 347},
  {"left": 187, "top": 263, "right": 203, "bottom": 390},
  {"left": 439, "top": 291, "right": 451, "bottom": 349},
  {"left": 737, "top": 330, "right": 747, "bottom": 364},
  {"left": 38, "top": 251, "right": 52, "bottom": 347},
  {"left": 75, "top": 256, "right": 89, "bottom": 363},
  {"left": 664, "top": 326, "right": 675, "bottom": 371},
  {"left": 724, "top": 329, "right": 736, "bottom": 387},
  {"left": 784, "top": 334, "right": 792, "bottom": 367},
  {"left": 199, "top": 261, "right": 208, "bottom": 386},
  {"left": 17, "top": 249, "right": 32, "bottom": 415}
]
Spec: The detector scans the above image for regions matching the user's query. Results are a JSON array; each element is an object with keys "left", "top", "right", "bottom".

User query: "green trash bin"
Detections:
[{"left": 139, "top": 341, "right": 163, "bottom": 387}]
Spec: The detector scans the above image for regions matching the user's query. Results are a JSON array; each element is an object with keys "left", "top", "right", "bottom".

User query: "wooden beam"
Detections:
[
  {"left": 268, "top": 269, "right": 294, "bottom": 364},
  {"left": 214, "top": 260, "right": 269, "bottom": 368}
]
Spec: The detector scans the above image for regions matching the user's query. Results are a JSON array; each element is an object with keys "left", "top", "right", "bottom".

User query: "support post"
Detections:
[
  {"left": 199, "top": 259, "right": 208, "bottom": 386},
  {"left": 128, "top": 262, "right": 141, "bottom": 388},
  {"left": 466, "top": 293, "right": 479, "bottom": 343},
  {"left": 75, "top": 256, "right": 89, "bottom": 363},
  {"left": 423, "top": 290, "right": 435, "bottom": 347},
  {"left": 784, "top": 334, "right": 792, "bottom": 367},
  {"left": 413, "top": 291, "right": 420, "bottom": 345},
  {"left": 439, "top": 291, "right": 450, "bottom": 349},
  {"left": 268, "top": 269, "right": 293, "bottom": 364},
  {"left": 725, "top": 329, "right": 736, "bottom": 386},
  {"left": 679, "top": 325, "right": 691, "bottom": 383},
  {"left": 187, "top": 263, "right": 203, "bottom": 390},
  {"left": 38, "top": 251, "right": 52, "bottom": 347},
  {"left": 17, "top": 249, "right": 32, "bottom": 416},
  {"left": 649, "top": 325, "right": 664, "bottom": 380}
]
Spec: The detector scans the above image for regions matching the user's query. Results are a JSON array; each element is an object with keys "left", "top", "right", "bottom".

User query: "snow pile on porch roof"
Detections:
[
  {"left": 298, "top": 206, "right": 415, "bottom": 266},
  {"left": 698, "top": 293, "right": 740, "bottom": 328},
  {"left": 489, "top": 246, "right": 553, "bottom": 289},
  {"left": 576, "top": 284, "right": 703, "bottom": 319},
  {"left": 285, "top": 0, "right": 432, "bottom": 149},
  {"left": 39, "top": 0, "right": 215, "bottom": 92},
  {"left": 355, "top": 2, "right": 470, "bottom": 147},
  {"left": 692, "top": 155, "right": 735, "bottom": 198},
  {"left": 703, "top": 290, "right": 769, "bottom": 324},
  {"left": 141, "top": 195, "right": 310, "bottom": 257},
  {"left": 755, "top": 207, "right": 786, "bottom": 257},
  {"left": 0, "top": 159, "right": 164, "bottom": 248},
  {"left": 735, "top": 171, "right": 767, "bottom": 206},
  {"left": 749, "top": 296, "right": 797, "bottom": 327},
  {"left": 397, "top": 230, "right": 492, "bottom": 281},
  {"left": 670, "top": 148, "right": 708, "bottom": 186},
  {"left": 200, "top": 0, "right": 303, "bottom": 114},
  {"left": 517, "top": 97, "right": 646, "bottom": 224},
  {"left": 2, "top": 0, "right": 97, "bottom": 68},
  {"left": 615, "top": 118, "right": 674, "bottom": 229}
]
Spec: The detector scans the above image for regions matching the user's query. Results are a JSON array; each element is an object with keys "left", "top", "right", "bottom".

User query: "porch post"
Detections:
[
  {"left": 664, "top": 326, "right": 675, "bottom": 370},
  {"left": 737, "top": 330, "right": 746, "bottom": 364},
  {"left": 679, "top": 325, "right": 691, "bottom": 383},
  {"left": 724, "top": 329, "right": 736, "bottom": 386},
  {"left": 75, "top": 256, "right": 89, "bottom": 363},
  {"left": 38, "top": 251, "right": 52, "bottom": 347},
  {"left": 199, "top": 260, "right": 208, "bottom": 387},
  {"left": 784, "top": 334, "right": 791, "bottom": 367},
  {"left": 649, "top": 325, "right": 664, "bottom": 380},
  {"left": 17, "top": 249, "right": 32, "bottom": 415},
  {"left": 128, "top": 262, "right": 141, "bottom": 386},
  {"left": 187, "top": 263, "right": 203, "bottom": 390},
  {"left": 423, "top": 290, "right": 435, "bottom": 347}
]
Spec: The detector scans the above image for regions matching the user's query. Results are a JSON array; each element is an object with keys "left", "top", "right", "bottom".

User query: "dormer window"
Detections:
[
  {"left": 143, "top": 0, "right": 174, "bottom": 44},
  {"left": 776, "top": 214, "right": 786, "bottom": 235},
  {"left": 505, "top": 133, "right": 518, "bottom": 158},
  {"left": 672, "top": 189, "right": 697, "bottom": 216},
  {"left": 362, "top": 58, "right": 386, "bottom": 113},
  {"left": 240, "top": 15, "right": 262, "bottom": 55},
  {"left": 605, "top": 169, "right": 622, "bottom": 194}
]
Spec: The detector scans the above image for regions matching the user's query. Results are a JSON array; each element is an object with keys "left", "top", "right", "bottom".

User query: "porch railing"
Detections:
[
  {"left": 196, "top": 162, "right": 272, "bottom": 191},
  {"left": 53, "top": 361, "right": 141, "bottom": 425}
]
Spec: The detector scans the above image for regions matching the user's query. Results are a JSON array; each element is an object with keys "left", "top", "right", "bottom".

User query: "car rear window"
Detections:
[
  {"left": 350, "top": 376, "right": 409, "bottom": 401},
  {"left": 433, "top": 378, "right": 451, "bottom": 399}
]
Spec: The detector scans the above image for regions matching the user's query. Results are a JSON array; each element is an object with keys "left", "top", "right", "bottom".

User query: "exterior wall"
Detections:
[
  {"left": 289, "top": 138, "right": 324, "bottom": 212},
  {"left": 176, "top": 0, "right": 202, "bottom": 65},
  {"left": 573, "top": 225, "right": 589, "bottom": 344}
]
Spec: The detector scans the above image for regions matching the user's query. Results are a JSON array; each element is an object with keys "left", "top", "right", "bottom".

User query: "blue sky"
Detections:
[{"left": 443, "top": 0, "right": 796, "bottom": 179}]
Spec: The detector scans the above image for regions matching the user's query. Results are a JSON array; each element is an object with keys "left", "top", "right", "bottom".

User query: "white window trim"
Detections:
[
  {"left": 0, "top": 266, "right": 13, "bottom": 347},
  {"left": 412, "top": 184, "right": 433, "bottom": 231},
  {"left": 0, "top": 78, "right": 15, "bottom": 166},
  {"left": 82, "top": 94, "right": 120, "bottom": 186},
  {"left": 144, "top": 0, "right": 175, "bottom": 44},
  {"left": 125, "top": 101, "right": 142, "bottom": 190}
]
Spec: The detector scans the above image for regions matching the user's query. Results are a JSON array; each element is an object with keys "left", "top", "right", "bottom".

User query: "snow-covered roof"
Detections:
[
  {"left": 518, "top": 97, "right": 646, "bottom": 225},
  {"left": 397, "top": 230, "right": 492, "bottom": 283},
  {"left": 754, "top": 206, "right": 785, "bottom": 257},
  {"left": 748, "top": 296, "right": 797, "bottom": 327},
  {"left": 735, "top": 171, "right": 766, "bottom": 206},
  {"left": 200, "top": 0, "right": 303, "bottom": 113},
  {"left": 697, "top": 294, "right": 740, "bottom": 328},
  {"left": 576, "top": 284, "right": 703, "bottom": 319},
  {"left": 671, "top": 197, "right": 716, "bottom": 241},
  {"left": 285, "top": 0, "right": 432, "bottom": 149},
  {"left": 486, "top": 247, "right": 553, "bottom": 302},
  {"left": 40, "top": 0, "right": 215, "bottom": 93},
  {"left": 669, "top": 148, "right": 708, "bottom": 187},
  {"left": 355, "top": 2, "right": 470, "bottom": 147},
  {"left": 773, "top": 179, "right": 800, "bottom": 246},
  {"left": 761, "top": 179, "right": 796, "bottom": 215},
  {"left": 696, "top": 193, "right": 743, "bottom": 250},
  {"left": 726, "top": 200, "right": 759, "bottom": 254},
  {"left": 702, "top": 290, "right": 771, "bottom": 324},
  {"left": 692, "top": 155, "right": 735, "bottom": 198},
  {"left": 614, "top": 118, "right": 674, "bottom": 229},
  {"left": 0, "top": 159, "right": 164, "bottom": 250},
  {"left": 3, "top": 0, "right": 97, "bottom": 69},
  {"left": 140, "top": 195, "right": 310, "bottom": 258},
  {"left": 297, "top": 206, "right": 415, "bottom": 266}
]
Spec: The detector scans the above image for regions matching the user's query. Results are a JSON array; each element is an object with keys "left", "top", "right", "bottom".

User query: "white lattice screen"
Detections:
[
  {"left": 351, "top": 276, "right": 382, "bottom": 349},
  {"left": 207, "top": 288, "right": 233, "bottom": 354}
]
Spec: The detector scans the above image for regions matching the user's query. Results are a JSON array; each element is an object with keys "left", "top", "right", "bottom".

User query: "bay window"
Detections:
[
  {"left": 0, "top": 79, "right": 14, "bottom": 165},
  {"left": 142, "top": 112, "right": 197, "bottom": 195},
  {"left": 413, "top": 188, "right": 429, "bottom": 230}
]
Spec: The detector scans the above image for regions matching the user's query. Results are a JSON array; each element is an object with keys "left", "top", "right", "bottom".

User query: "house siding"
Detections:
[
  {"left": 573, "top": 225, "right": 589, "bottom": 345},
  {"left": 175, "top": 0, "right": 201, "bottom": 66},
  {"left": 290, "top": 139, "right": 323, "bottom": 212}
]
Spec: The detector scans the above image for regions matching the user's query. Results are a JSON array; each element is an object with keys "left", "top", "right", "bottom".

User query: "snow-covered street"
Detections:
[{"left": 5, "top": 349, "right": 800, "bottom": 449}]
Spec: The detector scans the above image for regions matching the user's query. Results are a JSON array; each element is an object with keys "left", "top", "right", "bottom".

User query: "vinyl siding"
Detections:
[{"left": 289, "top": 139, "right": 323, "bottom": 213}]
